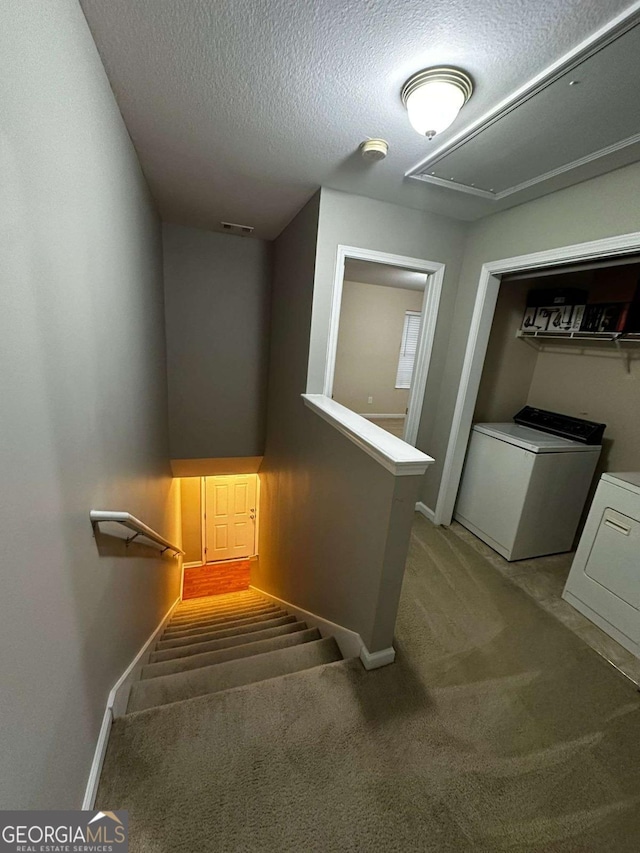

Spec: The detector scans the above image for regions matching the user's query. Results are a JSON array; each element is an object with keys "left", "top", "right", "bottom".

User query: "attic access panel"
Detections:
[{"left": 408, "top": 21, "right": 640, "bottom": 201}]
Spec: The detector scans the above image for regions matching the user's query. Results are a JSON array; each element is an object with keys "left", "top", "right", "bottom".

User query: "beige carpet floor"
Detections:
[
  {"left": 97, "top": 516, "right": 640, "bottom": 851},
  {"left": 367, "top": 416, "right": 406, "bottom": 438},
  {"left": 450, "top": 520, "right": 640, "bottom": 685}
]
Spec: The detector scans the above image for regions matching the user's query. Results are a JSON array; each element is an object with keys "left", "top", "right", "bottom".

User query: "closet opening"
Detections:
[{"left": 438, "top": 240, "right": 640, "bottom": 680}]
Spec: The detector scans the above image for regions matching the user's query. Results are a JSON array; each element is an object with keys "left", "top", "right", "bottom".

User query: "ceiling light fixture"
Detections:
[{"left": 401, "top": 67, "right": 473, "bottom": 140}]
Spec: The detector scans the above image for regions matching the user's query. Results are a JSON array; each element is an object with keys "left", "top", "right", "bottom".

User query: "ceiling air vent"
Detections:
[{"left": 220, "top": 221, "right": 254, "bottom": 236}]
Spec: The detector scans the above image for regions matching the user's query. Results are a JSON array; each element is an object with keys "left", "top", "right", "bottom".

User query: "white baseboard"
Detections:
[
  {"left": 249, "top": 585, "right": 396, "bottom": 669},
  {"left": 250, "top": 585, "right": 363, "bottom": 659},
  {"left": 82, "top": 707, "right": 112, "bottom": 811},
  {"left": 359, "top": 413, "right": 406, "bottom": 419},
  {"left": 82, "top": 595, "right": 180, "bottom": 810},
  {"left": 359, "top": 645, "right": 396, "bottom": 670},
  {"left": 415, "top": 501, "right": 436, "bottom": 523}
]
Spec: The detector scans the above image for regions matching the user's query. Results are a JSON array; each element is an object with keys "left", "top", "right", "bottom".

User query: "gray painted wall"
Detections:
[
  {"left": 421, "top": 159, "right": 640, "bottom": 511},
  {"left": 309, "top": 188, "right": 469, "bottom": 399},
  {"left": 528, "top": 350, "right": 640, "bottom": 475},
  {"left": 163, "top": 224, "right": 272, "bottom": 461},
  {"left": 309, "top": 188, "right": 469, "bottom": 508},
  {"left": 255, "top": 194, "right": 423, "bottom": 653},
  {"left": 0, "top": 1, "right": 180, "bottom": 808},
  {"left": 474, "top": 281, "right": 538, "bottom": 423}
]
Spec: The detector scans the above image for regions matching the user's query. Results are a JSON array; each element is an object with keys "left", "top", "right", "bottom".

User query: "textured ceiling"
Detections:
[
  {"left": 79, "top": 0, "right": 634, "bottom": 238},
  {"left": 411, "top": 17, "right": 640, "bottom": 205}
]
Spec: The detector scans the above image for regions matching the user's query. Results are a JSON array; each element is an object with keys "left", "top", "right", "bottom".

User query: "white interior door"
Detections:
[{"left": 204, "top": 475, "right": 256, "bottom": 562}]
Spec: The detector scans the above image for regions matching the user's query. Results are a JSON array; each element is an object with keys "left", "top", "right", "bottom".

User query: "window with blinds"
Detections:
[{"left": 395, "top": 311, "right": 422, "bottom": 389}]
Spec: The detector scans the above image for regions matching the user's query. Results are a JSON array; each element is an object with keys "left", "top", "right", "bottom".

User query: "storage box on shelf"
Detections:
[{"left": 517, "top": 274, "right": 640, "bottom": 372}]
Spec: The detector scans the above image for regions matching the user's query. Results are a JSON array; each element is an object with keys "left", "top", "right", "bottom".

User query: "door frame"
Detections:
[
  {"left": 434, "top": 230, "right": 640, "bottom": 526},
  {"left": 324, "top": 245, "right": 445, "bottom": 446},
  {"left": 204, "top": 473, "right": 259, "bottom": 563},
  {"left": 199, "top": 476, "right": 207, "bottom": 563},
  {"left": 181, "top": 476, "right": 207, "bottom": 569}
]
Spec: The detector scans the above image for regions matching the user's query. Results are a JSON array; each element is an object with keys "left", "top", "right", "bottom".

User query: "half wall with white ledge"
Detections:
[
  {"left": 301, "top": 394, "right": 433, "bottom": 477},
  {"left": 259, "top": 396, "right": 432, "bottom": 670},
  {"left": 302, "top": 394, "right": 434, "bottom": 669},
  {"left": 299, "top": 395, "right": 433, "bottom": 667},
  {"left": 254, "top": 194, "right": 436, "bottom": 671}
]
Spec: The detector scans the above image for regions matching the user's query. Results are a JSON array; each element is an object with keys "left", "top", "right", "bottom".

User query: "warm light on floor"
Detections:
[{"left": 183, "top": 560, "right": 251, "bottom": 599}]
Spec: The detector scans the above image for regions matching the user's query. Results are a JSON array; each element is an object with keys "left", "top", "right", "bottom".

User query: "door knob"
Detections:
[{"left": 250, "top": 514, "right": 256, "bottom": 520}]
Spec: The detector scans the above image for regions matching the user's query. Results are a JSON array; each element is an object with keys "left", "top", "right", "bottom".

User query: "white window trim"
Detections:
[{"left": 395, "top": 310, "right": 422, "bottom": 390}]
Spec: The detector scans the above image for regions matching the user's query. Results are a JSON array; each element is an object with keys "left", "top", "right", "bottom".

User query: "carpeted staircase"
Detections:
[{"left": 124, "top": 589, "right": 343, "bottom": 714}]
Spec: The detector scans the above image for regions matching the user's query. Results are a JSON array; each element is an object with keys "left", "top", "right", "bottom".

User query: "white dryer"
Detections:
[
  {"left": 454, "top": 408, "right": 603, "bottom": 561},
  {"left": 563, "top": 473, "right": 640, "bottom": 657}
]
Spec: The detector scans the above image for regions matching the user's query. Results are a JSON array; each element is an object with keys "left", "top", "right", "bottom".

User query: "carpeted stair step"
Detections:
[
  {"left": 141, "top": 627, "right": 322, "bottom": 679},
  {"left": 171, "top": 595, "right": 268, "bottom": 615},
  {"left": 165, "top": 609, "right": 280, "bottom": 635},
  {"left": 167, "top": 604, "right": 280, "bottom": 628},
  {"left": 176, "top": 589, "right": 260, "bottom": 605},
  {"left": 155, "top": 614, "right": 298, "bottom": 652},
  {"left": 159, "top": 610, "right": 288, "bottom": 643},
  {"left": 127, "top": 637, "right": 342, "bottom": 713},
  {"left": 164, "top": 609, "right": 280, "bottom": 637},
  {"left": 164, "top": 604, "right": 279, "bottom": 634},
  {"left": 174, "top": 590, "right": 262, "bottom": 611},
  {"left": 169, "top": 598, "right": 269, "bottom": 623},
  {"left": 149, "top": 618, "right": 303, "bottom": 663},
  {"left": 171, "top": 600, "right": 264, "bottom": 620}
]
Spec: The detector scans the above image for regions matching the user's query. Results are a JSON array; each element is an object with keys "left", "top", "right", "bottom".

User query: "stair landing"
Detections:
[{"left": 182, "top": 560, "right": 252, "bottom": 599}]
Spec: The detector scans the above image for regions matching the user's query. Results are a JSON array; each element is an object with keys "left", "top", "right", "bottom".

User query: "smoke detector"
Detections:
[
  {"left": 220, "top": 221, "right": 255, "bottom": 236},
  {"left": 360, "top": 138, "right": 389, "bottom": 162}
]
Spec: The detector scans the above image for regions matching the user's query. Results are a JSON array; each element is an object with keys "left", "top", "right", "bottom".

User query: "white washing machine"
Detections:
[
  {"left": 454, "top": 409, "right": 603, "bottom": 561},
  {"left": 563, "top": 472, "right": 640, "bottom": 657}
]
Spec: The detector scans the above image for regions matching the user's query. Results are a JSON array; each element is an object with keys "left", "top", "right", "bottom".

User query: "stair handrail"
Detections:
[{"left": 90, "top": 510, "right": 185, "bottom": 557}]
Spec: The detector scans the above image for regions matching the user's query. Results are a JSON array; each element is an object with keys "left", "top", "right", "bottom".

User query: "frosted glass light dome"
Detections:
[{"left": 401, "top": 68, "right": 473, "bottom": 139}]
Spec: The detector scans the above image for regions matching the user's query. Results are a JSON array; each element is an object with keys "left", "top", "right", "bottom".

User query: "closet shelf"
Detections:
[{"left": 516, "top": 329, "right": 640, "bottom": 373}]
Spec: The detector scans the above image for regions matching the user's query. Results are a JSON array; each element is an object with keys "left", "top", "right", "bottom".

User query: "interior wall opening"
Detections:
[
  {"left": 332, "top": 259, "right": 426, "bottom": 439},
  {"left": 474, "top": 262, "right": 640, "bottom": 474},
  {"left": 454, "top": 258, "right": 640, "bottom": 554},
  {"left": 324, "top": 247, "right": 445, "bottom": 448},
  {"left": 436, "top": 235, "right": 640, "bottom": 529}
]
